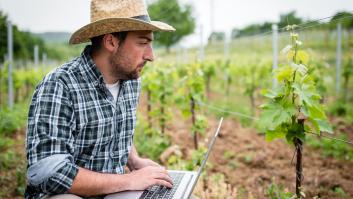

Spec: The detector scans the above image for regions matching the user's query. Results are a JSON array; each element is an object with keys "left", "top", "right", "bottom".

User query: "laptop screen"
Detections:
[{"left": 187, "top": 117, "right": 223, "bottom": 198}]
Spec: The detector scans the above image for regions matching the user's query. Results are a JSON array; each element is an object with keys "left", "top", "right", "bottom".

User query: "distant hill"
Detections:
[{"left": 34, "top": 32, "right": 71, "bottom": 44}]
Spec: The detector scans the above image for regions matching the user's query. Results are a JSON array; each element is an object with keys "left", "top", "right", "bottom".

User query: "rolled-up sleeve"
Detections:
[{"left": 26, "top": 78, "right": 78, "bottom": 194}]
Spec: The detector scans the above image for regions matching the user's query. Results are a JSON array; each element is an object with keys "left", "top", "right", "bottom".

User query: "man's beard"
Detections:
[{"left": 109, "top": 49, "right": 145, "bottom": 80}]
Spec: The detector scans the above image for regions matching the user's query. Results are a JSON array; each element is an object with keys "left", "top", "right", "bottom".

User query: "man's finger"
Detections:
[
  {"left": 154, "top": 179, "right": 173, "bottom": 189},
  {"left": 154, "top": 173, "right": 173, "bottom": 185}
]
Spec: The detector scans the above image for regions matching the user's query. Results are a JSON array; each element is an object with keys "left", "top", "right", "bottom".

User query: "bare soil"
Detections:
[{"left": 166, "top": 117, "right": 353, "bottom": 199}]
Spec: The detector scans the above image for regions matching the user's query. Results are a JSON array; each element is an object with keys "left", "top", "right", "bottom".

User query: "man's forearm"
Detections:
[
  {"left": 127, "top": 144, "right": 140, "bottom": 170},
  {"left": 68, "top": 167, "right": 130, "bottom": 196}
]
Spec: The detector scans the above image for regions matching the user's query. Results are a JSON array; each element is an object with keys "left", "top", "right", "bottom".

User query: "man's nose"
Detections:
[{"left": 144, "top": 44, "right": 154, "bottom": 62}]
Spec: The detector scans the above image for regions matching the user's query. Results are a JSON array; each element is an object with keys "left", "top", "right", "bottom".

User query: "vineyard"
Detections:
[
  {"left": 0, "top": 8, "right": 353, "bottom": 199},
  {"left": 134, "top": 25, "right": 353, "bottom": 198}
]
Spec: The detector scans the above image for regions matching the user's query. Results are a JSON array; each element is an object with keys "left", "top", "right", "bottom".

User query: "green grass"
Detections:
[
  {"left": 0, "top": 130, "right": 26, "bottom": 198},
  {"left": 266, "top": 181, "right": 295, "bottom": 199},
  {"left": 223, "top": 150, "right": 236, "bottom": 159},
  {"left": 0, "top": 102, "right": 29, "bottom": 137},
  {"left": 0, "top": 100, "right": 31, "bottom": 198},
  {"left": 333, "top": 186, "right": 347, "bottom": 197},
  {"left": 0, "top": 137, "right": 14, "bottom": 151}
]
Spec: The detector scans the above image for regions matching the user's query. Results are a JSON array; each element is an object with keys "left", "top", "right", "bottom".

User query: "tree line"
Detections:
[
  {"left": 0, "top": 11, "right": 73, "bottom": 63},
  {"left": 209, "top": 11, "right": 353, "bottom": 42}
]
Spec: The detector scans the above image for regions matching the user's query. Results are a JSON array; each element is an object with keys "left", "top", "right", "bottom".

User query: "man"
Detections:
[{"left": 25, "top": 0, "right": 175, "bottom": 198}]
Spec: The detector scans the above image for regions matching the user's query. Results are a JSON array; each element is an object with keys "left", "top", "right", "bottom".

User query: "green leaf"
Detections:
[
  {"left": 265, "top": 129, "right": 286, "bottom": 141},
  {"left": 308, "top": 117, "right": 320, "bottom": 134},
  {"left": 317, "top": 119, "right": 333, "bottom": 134},
  {"left": 275, "top": 66, "right": 294, "bottom": 82},
  {"left": 287, "top": 50, "right": 309, "bottom": 65},
  {"left": 304, "top": 124, "right": 312, "bottom": 133},
  {"left": 291, "top": 63, "right": 307, "bottom": 75},
  {"left": 307, "top": 104, "right": 326, "bottom": 120},
  {"left": 281, "top": 45, "right": 292, "bottom": 55},
  {"left": 287, "top": 50, "right": 295, "bottom": 62},
  {"left": 296, "top": 50, "right": 309, "bottom": 65},
  {"left": 286, "top": 129, "right": 305, "bottom": 144},
  {"left": 292, "top": 82, "right": 320, "bottom": 106},
  {"left": 301, "top": 105, "right": 309, "bottom": 117},
  {"left": 261, "top": 89, "right": 282, "bottom": 99},
  {"left": 191, "top": 115, "right": 208, "bottom": 135},
  {"left": 307, "top": 117, "right": 332, "bottom": 134},
  {"left": 259, "top": 100, "right": 296, "bottom": 131}
]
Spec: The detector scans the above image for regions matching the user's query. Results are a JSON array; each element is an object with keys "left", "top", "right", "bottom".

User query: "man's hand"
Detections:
[
  {"left": 125, "top": 166, "right": 173, "bottom": 190},
  {"left": 131, "top": 157, "right": 160, "bottom": 170},
  {"left": 126, "top": 145, "right": 173, "bottom": 190},
  {"left": 128, "top": 145, "right": 161, "bottom": 170}
]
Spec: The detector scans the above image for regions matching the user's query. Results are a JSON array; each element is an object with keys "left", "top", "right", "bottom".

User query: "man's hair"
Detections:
[{"left": 90, "top": 31, "right": 128, "bottom": 53}]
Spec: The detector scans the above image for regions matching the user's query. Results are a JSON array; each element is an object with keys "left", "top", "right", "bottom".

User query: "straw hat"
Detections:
[{"left": 69, "top": 0, "right": 175, "bottom": 44}]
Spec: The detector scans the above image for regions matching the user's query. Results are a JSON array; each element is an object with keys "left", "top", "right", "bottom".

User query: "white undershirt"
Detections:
[{"left": 105, "top": 81, "right": 120, "bottom": 103}]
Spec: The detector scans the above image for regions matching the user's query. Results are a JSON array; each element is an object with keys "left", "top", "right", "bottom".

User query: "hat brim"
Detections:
[{"left": 69, "top": 18, "right": 175, "bottom": 44}]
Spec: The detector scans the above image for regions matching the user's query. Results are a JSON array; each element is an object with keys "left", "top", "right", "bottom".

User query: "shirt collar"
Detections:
[{"left": 80, "top": 45, "right": 105, "bottom": 86}]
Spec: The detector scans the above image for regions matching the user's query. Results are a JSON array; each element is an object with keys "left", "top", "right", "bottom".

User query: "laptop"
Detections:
[{"left": 105, "top": 117, "right": 223, "bottom": 199}]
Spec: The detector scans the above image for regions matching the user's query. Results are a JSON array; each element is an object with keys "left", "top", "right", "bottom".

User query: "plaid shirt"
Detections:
[{"left": 25, "top": 46, "right": 141, "bottom": 199}]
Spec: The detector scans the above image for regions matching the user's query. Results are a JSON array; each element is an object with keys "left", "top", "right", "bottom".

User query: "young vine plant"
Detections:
[
  {"left": 175, "top": 63, "right": 207, "bottom": 149},
  {"left": 142, "top": 64, "right": 174, "bottom": 134},
  {"left": 259, "top": 25, "right": 333, "bottom": 198},
  {"left": 259, "top": 25, "right": 332, "bottom": 142}
]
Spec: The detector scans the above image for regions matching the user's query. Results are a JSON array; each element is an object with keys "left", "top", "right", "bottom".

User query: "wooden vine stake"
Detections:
[
  {"left": 190, "top": 96, "right": 198, "bottom": 149},
  {"left": 295, "top": 117, "right": 304, "bottom": 198}
]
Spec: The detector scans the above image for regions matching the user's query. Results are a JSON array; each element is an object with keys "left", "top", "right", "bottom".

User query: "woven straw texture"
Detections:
[{"left": 70, "top": 0, "right": 175, "bottom": 44}]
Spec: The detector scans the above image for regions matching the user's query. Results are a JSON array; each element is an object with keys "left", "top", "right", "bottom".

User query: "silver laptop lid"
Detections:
[{"left": 187, "top": 117, "right": 223, "bottom": 198}]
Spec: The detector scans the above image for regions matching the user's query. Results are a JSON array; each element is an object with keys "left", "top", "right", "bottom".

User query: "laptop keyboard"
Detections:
[{"left": 139, "top": 172, "right": 185, "bottom": 199}]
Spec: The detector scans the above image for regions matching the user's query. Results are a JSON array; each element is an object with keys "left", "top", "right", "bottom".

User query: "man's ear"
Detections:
[{"left": 102, "top": 34, "right": 119, "bottom": 52}]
